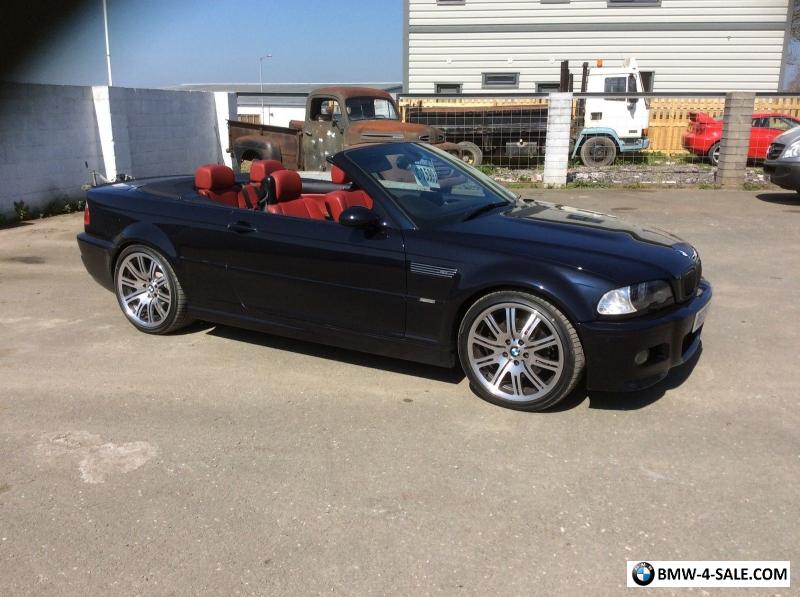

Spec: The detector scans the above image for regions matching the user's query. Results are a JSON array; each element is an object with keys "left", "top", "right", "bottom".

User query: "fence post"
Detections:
[
  {"left": 543, "top": 92, "right": 573, "bottom": 187},
  {"left": 715, "top": 92, "right": 755, "bottom": 188}
]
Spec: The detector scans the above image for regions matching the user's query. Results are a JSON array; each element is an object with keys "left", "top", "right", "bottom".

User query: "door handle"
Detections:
[
  {"left": 304, "top": 131, "right": 312, "bottom": 137},
  {"left": 227, "top": 221, "right": 256, "bottom": 234}
]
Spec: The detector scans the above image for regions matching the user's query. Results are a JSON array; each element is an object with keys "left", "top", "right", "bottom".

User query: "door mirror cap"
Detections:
[{"left": 339, "top": 206, "right": 379, "bottom": 228}]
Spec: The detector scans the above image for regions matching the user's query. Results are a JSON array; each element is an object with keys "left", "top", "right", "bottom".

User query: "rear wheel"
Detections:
[
  {"left": 580, "top": 136, "right": 617, "bottom": 167},
  {"left": 708, "top": 142, "right": 721, "bottom": 166},
  {"left": 458, "top": 291, "right": 584, "bottom": 411},
  {"left": 457, "top": 141, "right": 483, "bottom": 166},
  {"left": 114, "top": 245, "right": 191, "bottom": 334}
]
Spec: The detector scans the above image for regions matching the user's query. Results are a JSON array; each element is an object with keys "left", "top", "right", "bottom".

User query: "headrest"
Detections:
[
  {"left": 195, "top": 164, "right": 235, "bottom": 191},
  {"left": 250, "top": 160, "right": 285, "bottom": 184},
  {"left": 272, "top": 170, "right": 302, "bottom": 203},
  {"left": 330, "top": 165, "right": 350, "bottom": 185}
]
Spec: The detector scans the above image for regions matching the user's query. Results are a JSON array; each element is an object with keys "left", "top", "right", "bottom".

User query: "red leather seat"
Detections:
[
  {"left": 324, "top": 190, "right": 374, "bottom": 221},
  {"left": 330, "top": 165, "right": 350, "bottom": 185},
  {"left": 267, "top": 170, "right": 326, "bottom": 220},
  {"left": 240, "top": 160, "right": 285, "bottom": 209},
  {"left": 195, "top": 164, "right": 241, "bottom": 207}
]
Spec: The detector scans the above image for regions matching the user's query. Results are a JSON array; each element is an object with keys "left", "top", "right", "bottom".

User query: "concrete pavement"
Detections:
[{"left": 0, "top": 189, "right": 798, "bottom": 595}]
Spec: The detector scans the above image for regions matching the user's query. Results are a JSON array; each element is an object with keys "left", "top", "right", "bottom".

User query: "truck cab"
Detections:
[
  {"left": 229, "top": 86, "right": 456, "bottom": 172},
  {"left": 573, "top": 58, "right": 651, "bottom": 167}
]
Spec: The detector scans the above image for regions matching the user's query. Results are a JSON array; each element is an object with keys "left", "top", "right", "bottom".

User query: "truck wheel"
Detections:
[
  {"left": 457, "top": 141, "right": 483, "bottom": 166},
  {"left": 580, "top": 136, "right": 617, "bottom": 167},
  {"left": 708, "top": 143, "right": 721, "bottom": 166}
]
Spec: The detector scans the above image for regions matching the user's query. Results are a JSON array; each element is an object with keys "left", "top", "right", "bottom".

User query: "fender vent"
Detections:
[{"left": 410, "top": 262, "right": 458, "bottom": 278}]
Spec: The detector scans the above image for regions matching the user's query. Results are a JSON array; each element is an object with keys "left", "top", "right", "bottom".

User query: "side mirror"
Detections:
[{"left": 339, "top": 206, "right": 379, "bottom": 228}]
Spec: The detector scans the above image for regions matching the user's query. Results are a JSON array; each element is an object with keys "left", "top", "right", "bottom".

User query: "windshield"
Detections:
[
  {"left": 346, "top": 143, "right": 517, "bottom": 228},
  {"left": 345, "top": 97, "right": 399, "bottom": 121}
]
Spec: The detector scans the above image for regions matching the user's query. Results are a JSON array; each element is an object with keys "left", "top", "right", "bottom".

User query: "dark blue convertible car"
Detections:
[{"left": 78, "top": 142, "right": 711, "bottom": 411}]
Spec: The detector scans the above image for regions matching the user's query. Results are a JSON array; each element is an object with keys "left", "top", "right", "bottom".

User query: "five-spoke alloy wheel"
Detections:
[
  {"left": 114, "top": 245, "right": 190, "bottom": 334},
  {"left": 458, "top": 291, "right": 584, "bottom": 411}
]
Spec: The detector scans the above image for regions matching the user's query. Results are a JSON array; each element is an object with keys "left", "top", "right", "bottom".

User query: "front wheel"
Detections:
[
  {"left": 580, "top": 136, "right": 617, "bottom": 167},
  {"left": 114, "top": 245, "right": 191, "bottom": 334},
  {"left": 458, "top": 291, "right": 584, "bottom": 411}
]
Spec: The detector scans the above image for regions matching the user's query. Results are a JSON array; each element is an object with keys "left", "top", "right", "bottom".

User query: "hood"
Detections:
[
  {"left": 443, "top": 200, "right": 700, "bottom": 285},
  {"left": 347, "top": 120, "right": 444, "bottom": 144},
  {"left": 773, "top": 125, "right": 800, "bottom": 145}
]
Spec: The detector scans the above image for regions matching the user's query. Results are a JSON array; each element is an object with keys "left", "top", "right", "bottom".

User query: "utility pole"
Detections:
[
  {"left": 259, "top": 53, "right": 272, "bottom": 124},
  {"left": 102, "top": 0, "right": 113, "bottom": 85}
]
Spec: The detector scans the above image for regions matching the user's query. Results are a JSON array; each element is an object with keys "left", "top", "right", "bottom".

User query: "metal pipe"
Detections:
[{"left": 102, "top": 0, "right": 113, "bottom": 86}]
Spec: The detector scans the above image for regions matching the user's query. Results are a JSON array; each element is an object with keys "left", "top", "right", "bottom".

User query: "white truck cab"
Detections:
[{"left": 573, "top": 58, "right": 651, "bottom": 167}]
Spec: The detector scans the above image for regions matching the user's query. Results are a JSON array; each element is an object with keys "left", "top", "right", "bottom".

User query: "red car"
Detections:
[{"left": 682, "top": 111, "right": 800, "bottom": 165}]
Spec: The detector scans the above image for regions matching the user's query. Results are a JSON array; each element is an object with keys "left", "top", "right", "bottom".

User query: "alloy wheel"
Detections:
[
  {"left": 115, "top": 252, "right": 172, "bottom": 329},
  {"left": 467, "top": 302, "right": 565, "bottom": 402}
]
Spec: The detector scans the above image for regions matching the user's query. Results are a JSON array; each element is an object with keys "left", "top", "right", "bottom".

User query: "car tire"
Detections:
[
  {"left": 457, "top": 290, "right": 585, "bottom": 411},
  {"left": 580, "top": 136, "right": 617, "bottom": 167},
  {"left": 708, "top": 142, "right": 721, "bottom": 166},
  {"left": 457, "top": 141, "right": 483, "bottom": 166},
  {"left": 113, "top": 244, "right": 191, "bottom": 334}
]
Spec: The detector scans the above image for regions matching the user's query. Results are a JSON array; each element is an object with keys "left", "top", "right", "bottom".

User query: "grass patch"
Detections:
[{"left": 6, "top": 198, "right": 86, "bottom": 223}]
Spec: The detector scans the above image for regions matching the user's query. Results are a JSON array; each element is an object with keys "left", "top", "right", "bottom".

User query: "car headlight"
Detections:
[
  {"left": 781, "top": 139, "right": 800, "bottom": 159},
  {"left": 597, "top": 280, "right": 675, "bottom": 316}
]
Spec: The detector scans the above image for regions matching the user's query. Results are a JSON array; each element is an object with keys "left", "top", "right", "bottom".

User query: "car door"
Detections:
[
  {"left": 168, "top": 199, "right": 243, "bottom": 313},
  {"left": 302, "top": 97, "right": 345, "bottom": 172},
  {"left": 223, "top": 210, "right": 407, "bottom": 337},
  {"left": 748, "top": 117, "right": 773, "bottom": 160}
]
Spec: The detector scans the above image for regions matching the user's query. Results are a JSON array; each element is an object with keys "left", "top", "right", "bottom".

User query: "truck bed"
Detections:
[{"left": 228, "top": 120, "right": 303, "bottom": 170}]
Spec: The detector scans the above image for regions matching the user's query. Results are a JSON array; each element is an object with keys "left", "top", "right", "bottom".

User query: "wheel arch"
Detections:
[
  {"left": 449, "top": 282, "right": 583, "bottom": 352},
  {"left": 572, "top": 128, "right": 623, "bottom": 159},
  {"left": 110, "top": 223, "right": 180, "bottom": 277}
]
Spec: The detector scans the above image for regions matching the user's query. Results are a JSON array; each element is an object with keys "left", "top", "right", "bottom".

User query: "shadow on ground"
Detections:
[
  {"left": 190, "top": 322, "right": 703, "bottom": 410},
  {"left": 756, "top": 192, "right": 800, "bottom": 206},
  {"left": 204, "top": 323, "right": 466, "bottom": 385}
]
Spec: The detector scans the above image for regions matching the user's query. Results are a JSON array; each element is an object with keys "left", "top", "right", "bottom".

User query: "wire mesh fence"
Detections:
[{"left": 397, "top": 92, "right": 800, "bottom": 187}]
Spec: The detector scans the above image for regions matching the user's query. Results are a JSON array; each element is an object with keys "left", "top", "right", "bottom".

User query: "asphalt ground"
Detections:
[{"left": 0, "top": 189, "right": 798, "bottom": 595}]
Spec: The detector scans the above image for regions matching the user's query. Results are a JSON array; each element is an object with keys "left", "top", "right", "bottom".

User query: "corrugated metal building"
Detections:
[{"left": 404, "top": 0, "right": 793, "bottom": 93}]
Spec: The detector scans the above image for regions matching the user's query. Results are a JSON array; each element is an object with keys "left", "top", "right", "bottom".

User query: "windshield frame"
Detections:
[
  {"left": 345, "top": 96, "right": 400, "bottom": 122},
  {"left": 341, "top": 142, "right": 518, "bottom": 229}
]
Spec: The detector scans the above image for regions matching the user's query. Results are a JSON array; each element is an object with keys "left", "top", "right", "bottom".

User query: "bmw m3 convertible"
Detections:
[{"left": 78, "top": 142, "right": 711, "bottom": 411}]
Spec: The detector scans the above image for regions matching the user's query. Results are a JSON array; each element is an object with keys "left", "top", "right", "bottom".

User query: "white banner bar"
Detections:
[{"left": 627, "top": 561, "right": 790, "bottom": 588}]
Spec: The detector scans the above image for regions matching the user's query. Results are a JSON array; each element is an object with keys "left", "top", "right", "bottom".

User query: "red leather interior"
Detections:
[
  {"left": 272, "top": 170, "right": 303, "bottom": 202},
  {"left": 330, "top": 165, "right": 350, "bottom": 185},
  {"left": 240, "top": 160, "right": 285, "bottom": 210},
  {"left": 250, "top": 160, "right": 285, "bottom": 183},
  {"left": 323, "top": 190, "right": 374, "bottom": 221},
  {"left": 267, "top": 170, "right": 326, "bottom": 220},
  {"left": 195, "top": 164, "right": 241, "bottom": 207}
]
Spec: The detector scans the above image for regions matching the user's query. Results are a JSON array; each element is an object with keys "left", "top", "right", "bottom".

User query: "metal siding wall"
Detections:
[{"left": 408, "top": 0, "right": 789, "bottom": 92}]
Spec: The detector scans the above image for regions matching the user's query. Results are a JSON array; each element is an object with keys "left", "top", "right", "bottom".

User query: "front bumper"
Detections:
[
  {"left": 763, "top": 160, "right": 800, "bottom": 191},
  {"left": 577, "top": 280, "right": 712, "bottom": 392},
  {"left": 77, "top": 232, "right": 115, "bottom": 291}
]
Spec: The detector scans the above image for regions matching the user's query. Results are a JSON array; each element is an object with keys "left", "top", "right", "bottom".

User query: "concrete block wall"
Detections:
[
  {"left": 0, "top": 83, "right": 105, "bottom": 214},
  {"left": 0, "top": 82, "right": 236, "bottom": 216}
]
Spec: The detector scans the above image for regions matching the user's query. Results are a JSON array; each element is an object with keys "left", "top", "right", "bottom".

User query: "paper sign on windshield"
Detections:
[{"left": 412, "top": 159, "right": 440, "bottom": 190}]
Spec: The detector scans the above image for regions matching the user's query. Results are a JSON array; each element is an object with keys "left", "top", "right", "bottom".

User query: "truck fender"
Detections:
[
  {"left": 233, "top": 135, "right": 283, "bottom": 165},
  {"left": 571, "top": 128, "right": 623, "bottom": 159}
]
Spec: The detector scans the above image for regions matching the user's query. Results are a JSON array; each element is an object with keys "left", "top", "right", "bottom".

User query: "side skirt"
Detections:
[{"left": 187, "top": 306, "right": 456, "bottom": 368}]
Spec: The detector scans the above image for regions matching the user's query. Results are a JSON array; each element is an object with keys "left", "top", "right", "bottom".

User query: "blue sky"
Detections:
[{"left": 10, "top": 0, "right": 403, "bottom": 87}]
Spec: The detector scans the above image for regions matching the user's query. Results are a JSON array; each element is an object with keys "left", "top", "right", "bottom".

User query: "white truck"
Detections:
[
  {"left": 405, "top": 58, "right": 650, "bottom": 167},
  {"left": 571, "top": 58, "right": 651, "bottom": 167}
]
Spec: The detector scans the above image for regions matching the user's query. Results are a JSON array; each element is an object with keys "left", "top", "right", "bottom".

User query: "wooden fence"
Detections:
[{"left": 399, "top": 95, "right": 800, "bottom": 155}]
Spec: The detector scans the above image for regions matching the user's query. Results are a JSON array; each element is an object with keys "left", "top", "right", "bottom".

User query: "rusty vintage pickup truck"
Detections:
[{"left": 228, "top": 86, "right": 461, "bottom": 172}]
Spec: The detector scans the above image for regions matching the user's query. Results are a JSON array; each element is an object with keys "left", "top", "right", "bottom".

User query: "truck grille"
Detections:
[{"left": 767, "top": 143, "right": 785, "bottom": 160}]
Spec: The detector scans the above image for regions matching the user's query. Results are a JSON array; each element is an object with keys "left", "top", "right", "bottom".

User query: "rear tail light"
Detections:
[{"left": 83, "top": 203, "right": 90, "bottom": 227}]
